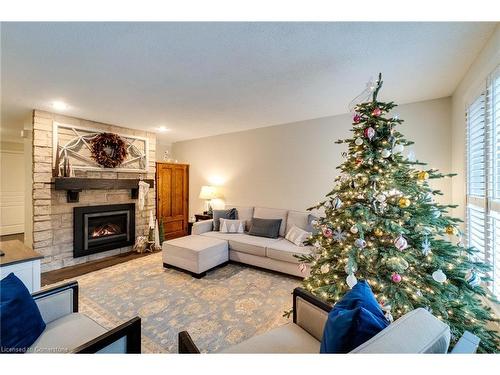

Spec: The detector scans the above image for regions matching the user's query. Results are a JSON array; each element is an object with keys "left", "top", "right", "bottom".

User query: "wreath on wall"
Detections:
[{"left": 90, "top": 132, "right": 128, "bottom": 168}]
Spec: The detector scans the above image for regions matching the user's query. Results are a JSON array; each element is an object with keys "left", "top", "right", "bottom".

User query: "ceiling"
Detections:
[{"left": 1, "top": 22, "right": 497, "bottom": 143}]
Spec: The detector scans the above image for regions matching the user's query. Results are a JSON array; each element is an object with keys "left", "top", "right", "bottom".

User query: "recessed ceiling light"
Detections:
[
  {"left": 52, "top": 101, "right": 68, "bottom": 111},
  {"left": 157, "top": 126, "right": 170, "bottom": 132}
]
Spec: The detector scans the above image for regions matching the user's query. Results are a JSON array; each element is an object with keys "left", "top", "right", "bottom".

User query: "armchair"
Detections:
[
  {"left": 179, "top": 287, "right": 480, "bottom": 354},
  {"left": 29, "top": 281, "right": 141, "bottom": 353}
]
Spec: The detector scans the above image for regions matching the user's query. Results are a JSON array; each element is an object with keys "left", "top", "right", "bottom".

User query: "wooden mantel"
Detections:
[{"left": 53, "top": 177, "right": 155, "bottom": 203}]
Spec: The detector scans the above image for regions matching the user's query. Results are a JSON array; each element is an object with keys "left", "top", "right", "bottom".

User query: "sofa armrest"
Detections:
[
  {"left": 178, "top": 331, "right": 201, "bottom": 353},
  {"left": 293, "top": 287, "right": 332, "bottom": 341},
  {"left": 192, "top": 219, "right": 214, "bottom": 235},
  {"left": 32, "top": 281, "right": 78, "bottom": 324},
  {"left": 450, "top": 331, "right": 480, "bottom": 353},
  {"left": 73, "top": 316, "right": 141, "bottom": 353}
]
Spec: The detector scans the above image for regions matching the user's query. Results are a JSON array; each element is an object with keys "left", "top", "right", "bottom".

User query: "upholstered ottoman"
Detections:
[{"left": 162, "top": 235, "right": 229, "bottom": 278}]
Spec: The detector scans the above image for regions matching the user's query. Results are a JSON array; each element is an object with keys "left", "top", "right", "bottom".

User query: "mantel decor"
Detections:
[
  {"left": 90, "top": 132, "right": 128, "bottom": 168},
  {"left": 52, "top": 122, "right": 149, "bottom": 173}
]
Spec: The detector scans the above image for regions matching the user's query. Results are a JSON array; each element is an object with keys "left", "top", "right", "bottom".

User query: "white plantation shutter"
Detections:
[{"left": 466, "top": 66, "right": 500, "bottom": 298}]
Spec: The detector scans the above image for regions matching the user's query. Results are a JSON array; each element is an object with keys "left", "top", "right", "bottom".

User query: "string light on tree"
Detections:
[{"left": 296, "top": 73, "right": 499, "bottom": 353}]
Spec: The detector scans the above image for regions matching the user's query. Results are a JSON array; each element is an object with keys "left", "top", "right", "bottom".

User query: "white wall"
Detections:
[
  {"left": 0, "top": 141, "right": 25, "bottom": 235},
  {"left": 173, "top": 97, "right": 452, "bottom": 217},
  {"left": 451, "top": 25, "right": 500, "bottom": 224}
]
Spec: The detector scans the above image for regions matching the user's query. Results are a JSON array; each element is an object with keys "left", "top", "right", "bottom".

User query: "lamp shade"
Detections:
[{"left": 199, "top": 185, "right": 218, "bottom": 200}]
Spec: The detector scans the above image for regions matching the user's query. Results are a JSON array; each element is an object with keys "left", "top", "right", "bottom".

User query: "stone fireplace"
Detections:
[
  {"left": 73, "top": 203, "right": 135, "bottom": 258},
  {"left": 31, "top": 110, "right": 156, "bottom": 272}
]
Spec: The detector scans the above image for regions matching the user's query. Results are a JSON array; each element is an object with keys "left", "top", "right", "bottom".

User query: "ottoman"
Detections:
[{"left": 162, "top": 235, "right": 229, "bottom": 278}]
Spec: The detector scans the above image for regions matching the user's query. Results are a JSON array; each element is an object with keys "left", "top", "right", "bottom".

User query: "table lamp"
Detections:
[{"left": 198, "top": 185, "right": 218, "bottom": 214}]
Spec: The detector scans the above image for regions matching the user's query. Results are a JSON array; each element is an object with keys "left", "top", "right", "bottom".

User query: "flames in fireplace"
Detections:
[{"left": 91, "top": 223, "right": 122, "bottom": 238}]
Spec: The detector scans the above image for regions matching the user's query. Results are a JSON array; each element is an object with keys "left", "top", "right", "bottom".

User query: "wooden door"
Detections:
[{"left": 156, "top": 163, "right": 189, "bottom": 239}]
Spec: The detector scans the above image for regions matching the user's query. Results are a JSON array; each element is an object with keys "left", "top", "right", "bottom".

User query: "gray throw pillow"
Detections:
[
  {"left": 248, "top": 218, "right": 282, "bottom": 239},
  {"left": 306, "top": 214, "right": 319, "bottom": 235},
  {"left": 213, "top": 208, "right": 237, "bottom": 231}
]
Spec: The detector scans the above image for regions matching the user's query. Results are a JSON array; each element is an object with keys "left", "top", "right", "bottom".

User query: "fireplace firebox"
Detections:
[{"left": 73, "top": 204, "right": 135, "bottom": 258}]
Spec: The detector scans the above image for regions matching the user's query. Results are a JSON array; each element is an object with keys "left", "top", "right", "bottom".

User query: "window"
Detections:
[{"left": 466, "top": 66, "right": 500, "bottom": 299}]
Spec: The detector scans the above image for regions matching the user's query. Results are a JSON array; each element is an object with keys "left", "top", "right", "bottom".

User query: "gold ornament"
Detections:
[
  {"left": 374, "top": 228, "right": 384, "bottom": 237},
  {"left": 417, "top": 171, "right": 429, "bottom": 181},
  {"left": 445, "top": 226, "right": 456, "bottom": 235},
  {"left": 398, "top": 197, "right": 411, "bottom": 208}
]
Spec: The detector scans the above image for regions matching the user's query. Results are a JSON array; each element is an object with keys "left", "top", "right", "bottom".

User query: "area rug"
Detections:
[{"left": 61, "top": 252, "right": 300, "bottom": 353}]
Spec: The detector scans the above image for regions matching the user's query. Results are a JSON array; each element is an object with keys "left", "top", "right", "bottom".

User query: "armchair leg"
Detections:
[{"left": 178, "top": 331, "right": 200, "bottom": 354}]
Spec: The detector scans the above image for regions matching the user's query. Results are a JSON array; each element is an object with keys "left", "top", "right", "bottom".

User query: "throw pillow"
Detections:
[
  {"left": 320, "top": 280, "right": 389, "bottom": 353},
  {"left": 285, "top": 225, "right": 311, "bottom": 247},
  {"left": 248, "top": 218, "right": 282, "bottom": 239},
  {"left": 0, "top": 273, "right": 46, "bottom": 353},
  {"left": 212, "top": 208, "right": 237, "bottom": 231},
  {"left": 219, "top": 218, "right": 245, "bottom": 233},
  {"left": 306, "top": 214, "right": 319, "bottom": 234}
]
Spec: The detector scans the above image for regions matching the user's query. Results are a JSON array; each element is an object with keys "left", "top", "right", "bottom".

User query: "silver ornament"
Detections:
[
  {"left": 354, "top": 238, "right": 367, "bottom": 249},
  {"left": 381, "top": 149, "right": 391, "bottom": 158},
  {"left": 350, "top": 225, "right": 359, "bottom": 234},
  {"left": 355, "top": 137, "right": 364, "bottom": 146},
  {"left": 432, "top": 269, "right": 447, "bottom": 283},
  {"left": 393, "top": 144, "right": 404, "bottom": 153},
  {"left": 421, "top": 236, "right": 431, "bottom": 256},
  {"left": 394, "top": 234, "right": 408, "bottom": 251},
  {"left": 346, "top": 273, "right": 358, "bottom": 289}
]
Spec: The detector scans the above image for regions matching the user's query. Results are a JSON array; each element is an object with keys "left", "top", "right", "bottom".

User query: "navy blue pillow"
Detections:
[
  {"left": 320, "top": 280, "right": 389, "bottom": 353},
  {"left": 0, "top": 273, "right": 46, "bottom": 353}
]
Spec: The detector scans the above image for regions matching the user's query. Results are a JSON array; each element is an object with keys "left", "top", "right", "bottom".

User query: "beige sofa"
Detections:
[
  {"left": 179, "top": 287, "right": 480, "bottom": 354},
  {"left": 191, "top": 205, "right": 314, "bottom": 277}
]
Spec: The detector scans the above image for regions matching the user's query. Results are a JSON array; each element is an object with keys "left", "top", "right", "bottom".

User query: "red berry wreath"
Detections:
[{"left": 90, "top": 132, "right": 128, "bottom": 168}]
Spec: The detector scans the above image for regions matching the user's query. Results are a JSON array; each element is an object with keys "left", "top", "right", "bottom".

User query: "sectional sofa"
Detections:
[{"left": 164, "top": 205, "right": 315, "bottom": 278}]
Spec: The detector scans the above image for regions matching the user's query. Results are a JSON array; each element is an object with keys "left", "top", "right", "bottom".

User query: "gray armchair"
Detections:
[
  {"left": 179, "top": 287, "right": 480, "bottom": 354},
  {"left": 29, "top": 281, "right": 141, "bottom": 353}
]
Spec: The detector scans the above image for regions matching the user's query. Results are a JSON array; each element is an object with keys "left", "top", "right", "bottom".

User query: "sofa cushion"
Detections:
[
  {"left": 226, "top": 205, "right": 254, "bottom": 231},
  {"left": 220, "top": 323, "right": 320, "bottom": 353},
  {"left": 248, "top": 218, "right": 282, "bottom": 239},
  {"left": 29, "top": 313, "right": 107, "bottom": 353},
  {"left": 285, "top": 225, "right": 311, "bottom": 247},
  {"left": 0, "top": 273, "right": 46, "bottom": 353},
  {"left": 253, "top": 207, "right": 288, "bottom": 237},
  {"left": 320, "top": 280, "right": 389, "bottom": 353},
  {"left": 212, "top": 208, "right": 237, "bottom": 231},
  {"left": 202, "top": 232, "right": 279, "bottom": 257},
  {"left": 350, "top": 308, "right": 451, "bottom": 353},
  {"left": 286, "top": 211, "right": 310, "bottom": 234},
  {"left": 266, "top": 239, "right": 313, "bottom": 264}
]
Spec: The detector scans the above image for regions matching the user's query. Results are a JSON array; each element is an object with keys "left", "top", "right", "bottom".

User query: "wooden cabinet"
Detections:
[{"left": 156, "top": 163, "right": 189, "bottom": 239}]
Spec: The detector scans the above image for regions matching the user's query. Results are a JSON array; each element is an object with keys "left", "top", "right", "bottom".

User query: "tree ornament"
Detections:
[
  {"left": 432, "top": 207, "right": 441, "bottom": 218},
  {"left": 393, "top": 144, "right": 404, "bottom": 154},
  {"left": 354, "top": 238, "right": 367, "bottom": 249},
  {"left": 332, "top": 197, "right": 343, "bottom": 209},
  {"left": 381, "top": 149, "right": 391, "bottom": 158},
  {"left": 344, "top": 263, "right": 358, "bottom": 274},
  {"left": 364, "top": 127, "right": 376, "bottom": 140},
  {"left": 391, "top": 273, "right": 402, "bottom": 283},
  {"left": 465, "top": 270, "right": 481, "bottom": 287},
  {"left": 394, "top": 234, "right": 408, "bottom": 251},
  {"left": 375, "top": 193, "right": 386, "bottom": 203},
  {"left": 421, "top": 236, "right": 431, "bottom": 256},
  {"left": 355, "top": 137, "right": 364, "bottom": 146},
  {"left": 445, "top": 226, "right": 456, "bottom": 235},
  {"left": 373, "top": 228, "right": 384, "bottom": 237},
  {"left": 372, "top": 107, "right": 382, "bottom": 117},
  {"left": 398, "top": 197, "right": 411, "bottom": 208},
  {"left": 332, "top": 228, "right": 348, "bottom": 242},
  {"left": 355, "top": 158, "right": 363, "bottom": 165},
  {"left": 298, "top": 263, "right": 307, "bottom": 275},
  {"left": 417, "top": 171, "right": 430, "bottom": 181},
  {"left": 353, "top": 114, "right": 361, "bottom": 124},
  {"left": 350, "top": 225, "right": 359, "bottom": 234},
  {"left": 322, "top": 227, "right": 333, "bottom": 238},
  {"left": 320, "top": 263, "right": 330, "bottom": 274},
  {"left": 432, "top": 269, "right": 447, "bottom": 283},
  {"left": 346, "top": 273, "right": 358, "bottom": 289}
]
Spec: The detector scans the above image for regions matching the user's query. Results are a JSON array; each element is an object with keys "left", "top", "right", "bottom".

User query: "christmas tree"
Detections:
[{"left": 300, "top": 74, "right": 499, "bottom": 353}]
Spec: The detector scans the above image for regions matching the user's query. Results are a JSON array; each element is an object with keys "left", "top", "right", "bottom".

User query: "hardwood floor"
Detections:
[{"left": 41, "top": 250, "right": 160, "bottom": 286}]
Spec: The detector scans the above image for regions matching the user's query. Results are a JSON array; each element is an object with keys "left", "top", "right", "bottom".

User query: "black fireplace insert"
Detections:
[{"left": 73, "top": 203, "right": 135, "bottom": 258}]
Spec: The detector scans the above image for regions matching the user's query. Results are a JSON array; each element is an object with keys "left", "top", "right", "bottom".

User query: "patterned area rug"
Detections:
[{"left": 65, "top": 252, "right": 300, "bottom": 353}]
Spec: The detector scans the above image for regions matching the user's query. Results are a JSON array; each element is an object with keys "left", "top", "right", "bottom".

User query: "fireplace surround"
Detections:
[{"left": 74, "top": 204, "right": 136, "bottom": 258}]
